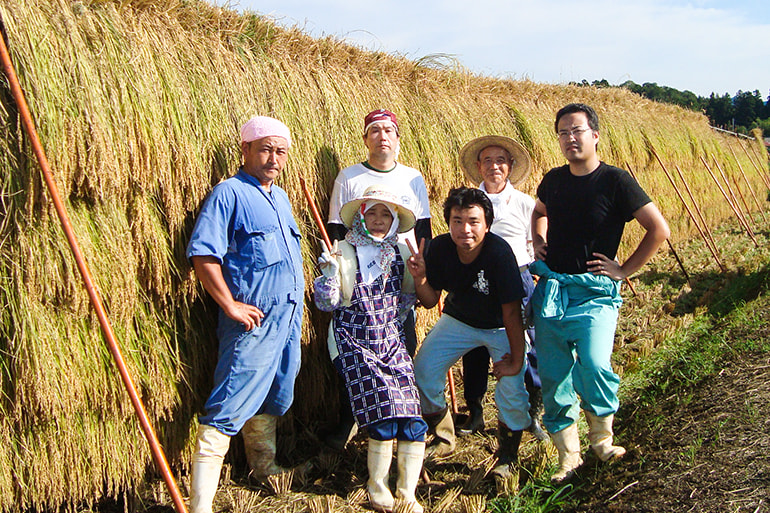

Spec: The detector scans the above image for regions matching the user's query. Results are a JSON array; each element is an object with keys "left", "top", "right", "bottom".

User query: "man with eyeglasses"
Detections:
[{"left": 529, "top": 103, "right": 670, "bottom": 485}]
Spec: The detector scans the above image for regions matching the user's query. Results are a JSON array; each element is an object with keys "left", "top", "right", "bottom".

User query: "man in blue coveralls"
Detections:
[{"left": 186, "top": 116, "right": 304, "bottom": 513}]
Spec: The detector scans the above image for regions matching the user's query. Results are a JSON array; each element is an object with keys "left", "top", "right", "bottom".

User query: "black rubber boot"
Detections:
[
  {"left": 457, "top": 397, "right": 485, "bottom": 436},
  {"left": 423, "top": 407, "right": 456, "bottom": 460},
  {"left": 491, "top": 423, "right": 523, "bottom": 494},
  {"left": 526, "top": 386, "right": 548, "bottom": 441},
  {"left": 324, "top": 381, "right": 357, "bottom": 451},
  {"left": 458, "top": 346, "right": 489, "bottom": 436}
]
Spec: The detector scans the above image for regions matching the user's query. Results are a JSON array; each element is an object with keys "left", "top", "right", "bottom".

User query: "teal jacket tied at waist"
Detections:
[{"left": 528, "top": 260, "right": 622, "bottom": 320}]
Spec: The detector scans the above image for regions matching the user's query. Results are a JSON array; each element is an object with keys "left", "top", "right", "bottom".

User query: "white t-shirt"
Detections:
[
  {"left": 480, "top": 181, "right": 535, "bottom": 267},
  {"left": 328, "top": 162, "right": 431, "bottom": 245}
]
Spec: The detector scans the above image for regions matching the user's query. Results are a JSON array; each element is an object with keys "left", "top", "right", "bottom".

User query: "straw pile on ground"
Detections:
[{"left": 0, "top": 0, "right": 766, "bottom": 510}]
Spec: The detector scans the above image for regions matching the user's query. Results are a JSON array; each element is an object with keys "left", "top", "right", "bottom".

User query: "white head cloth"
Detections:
[{"left": 356, "top": 201, "right": 399, "bottom": 284}]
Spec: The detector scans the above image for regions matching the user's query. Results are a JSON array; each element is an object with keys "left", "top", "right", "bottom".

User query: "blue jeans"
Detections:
[
  {"left": 367, "top": 417, "right": 428, "bottom": 441},
  {"left": 414, "top": 314, "right": 531, "bottom": 430}
]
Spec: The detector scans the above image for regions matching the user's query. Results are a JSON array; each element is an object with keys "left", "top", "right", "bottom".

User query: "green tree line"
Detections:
[{"left": 574, "top": 79, "right": 770, "bottom": 137}]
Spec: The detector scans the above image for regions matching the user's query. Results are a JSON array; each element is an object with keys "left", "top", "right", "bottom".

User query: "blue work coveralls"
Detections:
[{"left": 187, "top": 169, "right": 304, "bottom": 436}]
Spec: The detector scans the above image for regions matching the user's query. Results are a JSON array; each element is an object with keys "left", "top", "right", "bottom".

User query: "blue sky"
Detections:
[{"left": 216, "top": 0, "right": 769, "bottom": 98}]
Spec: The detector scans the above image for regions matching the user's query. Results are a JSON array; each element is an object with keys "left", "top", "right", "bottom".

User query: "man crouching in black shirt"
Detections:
[{"left": 406, "top": 187, "right": 530, "bottom": 488}]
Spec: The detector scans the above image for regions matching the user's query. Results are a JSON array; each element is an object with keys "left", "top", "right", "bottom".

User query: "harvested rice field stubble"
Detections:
[{"left": 0, "top": 0, "right": 767, "bottom": 510}]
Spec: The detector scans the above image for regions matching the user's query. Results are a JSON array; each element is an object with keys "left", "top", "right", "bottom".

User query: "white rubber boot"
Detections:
[
  {"left": 367, "top": 439, "right": 395, "bottom": 512},
  {"left": 189, "top": 424, "right": 231, "bottom": 513},
  {"left": 549, "top": 422, "right": 583, "bottom": 485},
  {"left": 242, "top": 414, "right": 287, "bottom": 478},
  {"left": 585, "top": 411, "right": 626, "bottom": 461},
  {"left": 396, "top": 441, "right": 425, "bottom": 513}
]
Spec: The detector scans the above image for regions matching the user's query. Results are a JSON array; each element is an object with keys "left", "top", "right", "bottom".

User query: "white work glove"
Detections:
[{"left": 318, "top": 240, "right": 340, "bottom": 278}]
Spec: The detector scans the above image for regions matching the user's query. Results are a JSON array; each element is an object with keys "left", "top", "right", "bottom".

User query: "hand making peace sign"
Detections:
[{"left": 406, "top": 238, "right": 426, "bottom": 280}]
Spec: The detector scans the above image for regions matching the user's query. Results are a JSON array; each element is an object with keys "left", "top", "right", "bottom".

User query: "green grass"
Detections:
[
  {"left": 500, "top": 215, "right": 770, "bottom": 512},
  {"left": 677, "top": 437, "right": 703, "bottom": 467},
  {"left": 488, "top": 477, "right": 581, "bottom": 513}
]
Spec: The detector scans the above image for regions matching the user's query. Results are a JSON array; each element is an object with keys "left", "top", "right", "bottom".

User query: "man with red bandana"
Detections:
[{"left": 324, "top": 109, "right": 432, "bottom": 450}]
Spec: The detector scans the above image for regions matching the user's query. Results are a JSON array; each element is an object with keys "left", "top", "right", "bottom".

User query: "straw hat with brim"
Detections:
[
  {"left": 339, "top": 186, "right": 416, "bottom": 233},
  {"left": 459, "top": 135, "right": 532, "bottom": 187}
]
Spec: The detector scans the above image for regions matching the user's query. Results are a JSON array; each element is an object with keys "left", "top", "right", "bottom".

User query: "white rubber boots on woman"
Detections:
[{"left": 367, "top": 439, "right": 426, "bottom": 513}]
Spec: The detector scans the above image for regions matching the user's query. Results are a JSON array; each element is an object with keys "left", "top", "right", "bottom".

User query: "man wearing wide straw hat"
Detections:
[
  {"left": 186, "top": 116, "right": 304, "bottom": 512},
  {"left": 324, "top": 109, "right": 432, "bottom": 450},
  {"left": 457, "top": 135, "right": 547, "bottom": 442}
]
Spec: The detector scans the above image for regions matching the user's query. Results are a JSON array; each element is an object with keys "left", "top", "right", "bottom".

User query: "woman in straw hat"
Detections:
[
  {"left": 313, "top": 185, "right": 427, "bottom": 513},
  {"left": 457, "top": 135, "right": 547, "bottom": 441}
]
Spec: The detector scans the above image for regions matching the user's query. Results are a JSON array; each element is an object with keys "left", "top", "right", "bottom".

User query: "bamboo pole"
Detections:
[
  {"left": 649, "top": 150, "right": 726, "bottom": 272},
  {"left": 732, "top": 175, "right": 754, "bottom": 225},
  {"left": 626, "top": 163, "right": 690, "bottom": 286},
  {"left": 700, "top": 155, "right": 759, "bottom": 247},
  {"left": 299, "top": 176, "right": 333, "bottom": 251},
  {"left": 447, "top": 365, "right": 458, "bottom": 415},
  {"left": 665, "top": 237, "right": 691, "bottom": 286},
  {"left": 621, "top": 264, "right": 638, "bottom": 296},
  {"left": 0, "top": 23, "right": 189, "bottom": 513},
  {"left": 713, "top": 156, "right": 755, "bottom": 237},
  {"left": 747, "top": 136, "right": 770, "bottom": 170},
  {"left": 728, "top": 144, "right": 767, "bottom": 222},
  {"left": 436, "top": 296, "right": 458, "bottom": 415},
  {"left": 673, "top": 165, "right": 718, "bottom": 254},
  {"left": 739, "top": 139, "right": 770, "bottom": 190}
]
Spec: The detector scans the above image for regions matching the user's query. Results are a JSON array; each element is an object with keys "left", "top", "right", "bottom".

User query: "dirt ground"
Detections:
[
  {"left": 150, "top": 344, "right": 768, "bottom": 513},
  {"left": 131, "top": 344, "right": 768, "bottom": 513},
  {"left": 562, "top": 349, "right": 770, "bottom": 513},
  {"left": 102, "top": 223, "right": 770, "bottom": 513}
]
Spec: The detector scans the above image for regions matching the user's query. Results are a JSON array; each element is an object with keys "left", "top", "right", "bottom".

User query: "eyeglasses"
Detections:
[{"left": 557, "top": 127, "right": 592, "bottom": 139}]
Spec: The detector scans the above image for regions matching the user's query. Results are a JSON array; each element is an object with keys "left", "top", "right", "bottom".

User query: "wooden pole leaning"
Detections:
[
  {"left": 447, "top": 362, "right": 458, "bottom": 415},
  {"left": 0, "top": 23, "right": 189, "bottom": 513},
  {"left": 732, "top": 175, "right": 755, "bottom": 225},
  {"left": 673, "top": 165, "right": 718, "bottom": 255},
  {"left": 747, "top": 137, "right": 770, "bottom": 176},
  {"left": 299, "top": 176, "right": 333, "bottom": 251},
  {"left": 700, "top": 155, "right": 759, "bottom": 248},
  {"left": 649, "top": 151, "right": 726, "bottom": 272},
  {"left": 728, "top": 144, "right": 767, "bottom": 223},
  {"left": 626, "top": 163, "right": 691, "bottom": 286},
  {"left": 436, "top": 296, "right": 458, "bottom": 416},
  {"left": 712, "top": 156, "right": 756, "bottom": 238},
  {"left": 620, "top": 263, "right": 638, "bottom": 296},
  {"left": 739, "top": 139, "right": 770, "bottom": 190}
]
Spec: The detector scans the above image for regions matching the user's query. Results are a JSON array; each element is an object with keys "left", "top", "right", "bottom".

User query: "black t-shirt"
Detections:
[
  {"left": 536, "top": 162, "right": 651, "bottom": 274},
  {"left": 425, "top": 232, "right": 524, "bottom": 329}
]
